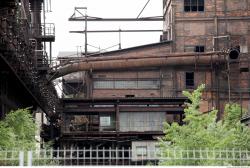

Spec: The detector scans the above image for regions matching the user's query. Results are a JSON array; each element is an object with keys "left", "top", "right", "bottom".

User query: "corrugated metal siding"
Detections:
[{"left": 119, "top": 112, "right": 165, "bottom": 132}]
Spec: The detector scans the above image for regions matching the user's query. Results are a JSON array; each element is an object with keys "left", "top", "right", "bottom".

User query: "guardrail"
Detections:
[
  {"left": 0, "top": 148, "right": 249, "bottom": 166},
  {"left": 31, "top": 23, "right": 55, "bottom": 37}
]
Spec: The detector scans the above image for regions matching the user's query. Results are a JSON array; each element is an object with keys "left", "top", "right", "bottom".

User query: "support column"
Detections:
[
  {"left": 215, "top": 66, "right": 221, "bottom": 120},
  {"left": 49, "top": 42, "right": 52, "bottom": 64},
  {"left": 115, "top": 104, "right": 120, "bottom": 132},
  {"left": 30, "top": 0, "right": 43, "bottom": 49}
]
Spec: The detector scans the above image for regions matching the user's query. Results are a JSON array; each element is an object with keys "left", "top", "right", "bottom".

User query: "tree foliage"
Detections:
[
  {"left": 0, "top": 108, "right": 37, "bottom": 150},
  {"left": 159, "top": 84, "right": 250, "bottom": 166}
]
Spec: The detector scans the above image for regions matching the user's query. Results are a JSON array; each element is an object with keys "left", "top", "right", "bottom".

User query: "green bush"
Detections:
[
  {"left": 159, "top": 84, "right": 250, "bottom": 166},
  {"left": 1, "top": 108, "right": 37, "bottom": 150}
]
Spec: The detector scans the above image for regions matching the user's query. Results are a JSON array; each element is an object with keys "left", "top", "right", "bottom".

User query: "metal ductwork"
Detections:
[
  {"left": 229, "top": 46, "right": 240, "bottom": 60},
  {"left": 49, "top": 52, "right": 225, "bottom": 80}
]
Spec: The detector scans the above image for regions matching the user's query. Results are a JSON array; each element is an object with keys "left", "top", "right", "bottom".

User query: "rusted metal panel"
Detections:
[{"left": 61, "top": 97, "right": 188, "bottom": 105}]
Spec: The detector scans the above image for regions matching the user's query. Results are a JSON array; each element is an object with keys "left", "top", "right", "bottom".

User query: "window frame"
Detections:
[
  {"left": 93, "top": 80, "right": 160, "bottom": 89},
  {"left": 185, "top": 72, "right": 195, "bottom": 89},
  {"left": 194, "top": 45, "right": 205, "bottom": 52},
  {"left": 184, "top": 0, "right": 204, "bottom": 12}
]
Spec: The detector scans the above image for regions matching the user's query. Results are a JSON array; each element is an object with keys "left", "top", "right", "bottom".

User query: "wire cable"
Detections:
[{"left": 137, "top": 0, "right": 151, "bottom": 19}]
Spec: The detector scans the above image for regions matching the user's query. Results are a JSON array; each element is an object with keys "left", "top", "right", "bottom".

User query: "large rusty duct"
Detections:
[{"left": 50, "top": 51, "right": 225, "bottom": 80}]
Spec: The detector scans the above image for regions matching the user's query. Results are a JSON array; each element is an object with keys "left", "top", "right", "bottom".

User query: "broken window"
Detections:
[
  {"left": 186, "top": 72, "right": 194, "bottom": 88},
  {"left": 194, "top": 45, "right": 205, "bottom": 52},
  {"left": 184, "top": 0, "right": 204, "bottom": 12}
]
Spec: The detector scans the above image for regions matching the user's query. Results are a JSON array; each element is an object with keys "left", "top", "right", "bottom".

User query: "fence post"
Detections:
[
  {"left": 103, "top": 147, "right": 105, "bottom": 165},
  {"left": 90, "top": 146, "right": 92, "bottom": 165},
  {"left": 27, "top": 151, "right": 32, "bottom": 166},
  {"left": 19, "top": 151, "right": 24, "bottom": 166},
  {"left": 116, "top": 147, "right": 118, "bottom": 165},
  {"left": 109, "top": 147, "right": 111, "bottom": 165},
  {"left": 77, "top": 147, "right": 79, "bottom": 165},
  {"left": 97, "top": 147, "right": 99, "bottom": 165},
  {"left": 83, "top": 147, "right": 85, "bottom": 165},
  {"left": 128, "top": 147, "right": 131, "bottom": 165}
]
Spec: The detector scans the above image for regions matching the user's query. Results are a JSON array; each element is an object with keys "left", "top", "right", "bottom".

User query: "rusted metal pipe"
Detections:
[
  {"left": 57, "top": 51, "right": 221, "bottom": 64},
  {"left": 50, "top": 52, "right": 225, "bottom": 80}
]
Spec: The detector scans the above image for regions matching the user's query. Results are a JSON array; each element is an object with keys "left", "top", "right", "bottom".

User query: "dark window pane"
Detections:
[
  {"left": 191, "top": 0, "right": 197, "bottom": 11},
  {"left": 195, "top": 46, "right": 199, "bottom": 52},
  {"left": 184, "top": 6, "right": 191, "bottom": 12},
  {"left": 198, "top": 0, "right": 204, "bottom": 11},
  {"left": 199, "top": 46, "right": 205, "bottom": 52},
  {"left": 184, "top": 0, "right": 191, "bottom": 6},
  {"left": 198, "top": 0, "right": 204, "bottom": 6},
  {"left": 186, "top": 72, "right": 194, "bottom": 88},
  {"left": 194, "top": 46, "right": 205, "bottom": 52},
  {"left": 184, "top": 0, "right": 191, "bottom": 11},
  {"left": 185, "top": 0, "right": 204, "bottom": 12},
  {"left": 198, "top": 6, "right": 204, "bottom": 11},
  {"left": 191, "top": 6, "right": 197, "bottom": 11}
]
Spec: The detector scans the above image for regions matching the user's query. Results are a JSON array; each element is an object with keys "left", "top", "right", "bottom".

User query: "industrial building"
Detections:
[
  {"left": 0, "top": 0, "right": 250, "bottom": 164},
  {"left": 55, "top": 0, "right": 250, "bottom": 152}
]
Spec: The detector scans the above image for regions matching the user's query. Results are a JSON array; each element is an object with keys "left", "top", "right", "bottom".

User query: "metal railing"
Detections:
[
  {"left": 61, "top": 120, "right": 164, "bottom": 133},
  {"left": 0, "top": 148, "right": 249, "bottom": 166},
  {"left": 30, "top": 23, "right": 55, "bottom": 37},
  {"left": 0, "top": 150, "right": 21, "bottom": 166},
  {"left": 41, "top": 23, "right": 55, "bottom": 37}
]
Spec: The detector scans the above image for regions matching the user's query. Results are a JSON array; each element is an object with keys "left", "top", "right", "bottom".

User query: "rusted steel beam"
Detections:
[
  {"left": 62, "top": 97, "right": 187, "bottom": 102},
  {"left": 60, "top": 136, "right": 139, "bottom": 141},
  {"left": 120, "top": 106, "right": 183, "bottom": 112},
  {"left": 63, "top": 107, "right": 115, "bottom": 113},
  {"left": 61, "top": 98, "right": 188, "bottom": 108},
  {"left": 61, "top": 131, "right": 164, "bottom": 136},
  {"left": 63, "top": 101, "right": 186, "bottom": 106},
  {"left": 63, "top": 106, "right": 184, "bottom": 114},
  {"left": 64, "top": 102, "right": 184, "bottom": 106}
]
